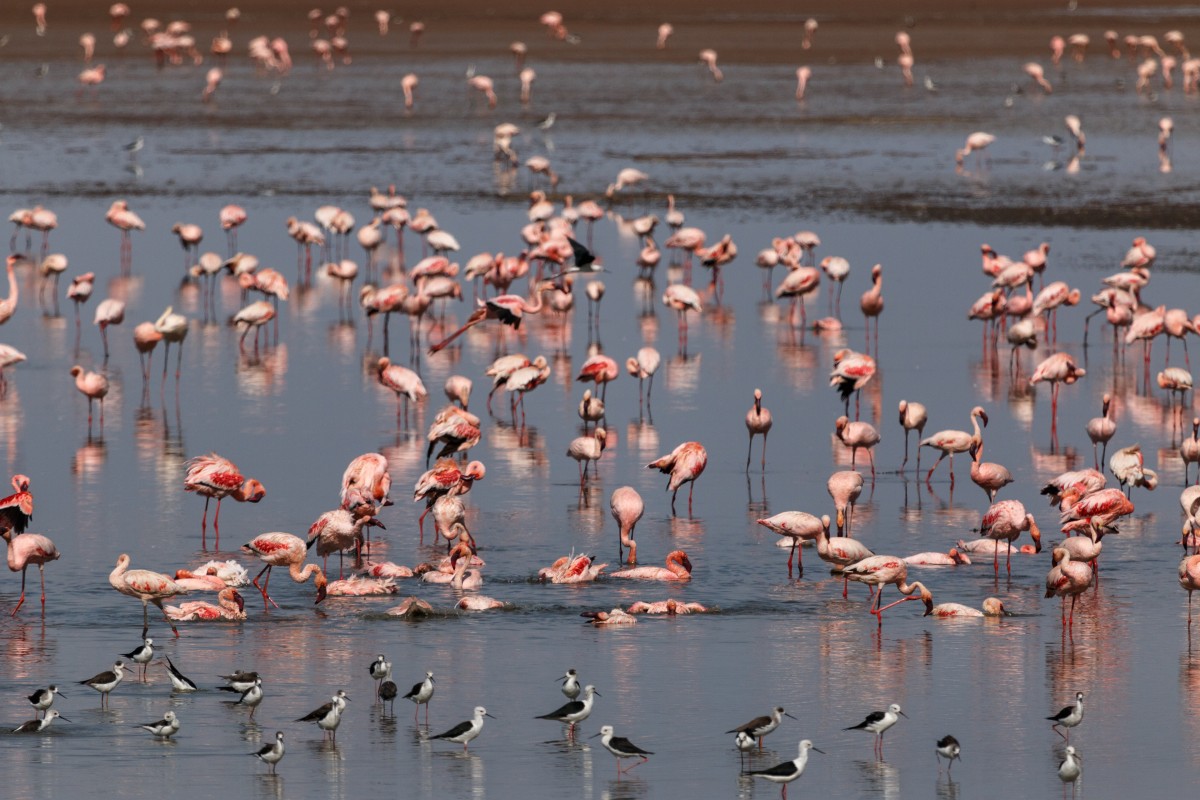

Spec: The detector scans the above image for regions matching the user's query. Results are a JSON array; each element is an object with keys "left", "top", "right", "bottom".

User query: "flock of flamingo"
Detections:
[{"left": 5, "top": 3, "right": 1200, "bottom": 795}]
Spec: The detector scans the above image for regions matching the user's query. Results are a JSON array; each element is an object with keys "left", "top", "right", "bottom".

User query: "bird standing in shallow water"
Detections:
[
  {"left": 297, "top": 689, "right": 348, "bottom": 741},
  {"left": 936, "top": 735, "right": 961, "bottom": 774},
  {"left": 845, "top": 703, "right": 906, "bottom": 758},
  {"left": 745, "top": 739, "right": 824, "bottom": 800},
  {"left": 80, "top": 661, "right": 125, "bottom": 708},
  {"left": 13, "top": 709, "right": 68, "bottom": 733},
  {"left": 138, "top": 710, "right": 181, "bottom": 739},
  {"left": 430, "top": 705, "right": 494, "bottom": 751},
  {"left": 592, "top": 725, "right": 653, "bottom": 776},
  {"left": 1047, "top": 691, "right": 1084, "bottom": 741},
  {"left": 1058, "top": 745, "right": 1082, "bottom": 797},
  {"left": 252, "top": 731, "right": 285, "bottom": 773},
  {"left": 405, "top": 670, "right": 435, "bottom": 724},
  {"left": 726, "top": 706, "right": 796, "bottom": 750},
  {"left": 745, "top": 388, "right": 772, "bottom": 472}
]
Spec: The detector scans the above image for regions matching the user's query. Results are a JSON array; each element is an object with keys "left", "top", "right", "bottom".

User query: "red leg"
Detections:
[{"left": 11, "top": 566, "right": 27, "bottom": 616}]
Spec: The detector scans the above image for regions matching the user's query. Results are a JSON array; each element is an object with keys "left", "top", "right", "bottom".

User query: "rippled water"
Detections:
[{"left": 1, "top": 4, "right": 1200, "bottom": 799}]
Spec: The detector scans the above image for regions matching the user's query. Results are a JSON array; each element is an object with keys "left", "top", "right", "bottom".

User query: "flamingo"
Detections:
[
  {"left": 774, "top": 267, "right": 819, "bottom": 327},
  {"left": 920, "top": 405, "right": 987, "bottom": 487},
  {"left": 898, "top": 400, "right": 928, "bottom": 473},
  {"left": 165, "top": 588, "right": 246, "bottom": 621},
  {"left": 969, "top": 442, "right": 1013, "bottom": 503},
  {"left": 955, "top": 131, "right": 995, "bottom": 168},
  {"left": 377, "top": 357, "right": 427, "bottom": 426},
  {"left": 154, "top": 306, "right": 188, "bottom": 383},
  {"left": 757, "top": 512, "right": 825, "bottom": 576},
  {"left": 835, "top": 416, "right": 880, "bottom": 479},
  {"left": 811, "top": 522, "right": 874, "bottom": 598},
  {"left": 842, "top": 556, "right": 934, "bottom": 625},
  {"left": 1041, "top": 469, "right": 1107, "bottom": 511},
  {"left": 830, "top": 349, "right": 875, "bottom": 419},
  {"left": 0, "top": 344, "right": 25, "bottom": 396},
  {"left": 1044, "top": 548, "right": 1093, "bottom": 630},
  {"left": 1060, "top": 488, "right": 1135, "bottom": 538},
  {"left": 219, "top": 204, "right": 247, "bottom": 253},
  {"left": 426, "top": 405, "right": 481, "bottom": 464},
  {"left": 413, "top": 459, "right": 485, "bottom": 541},
  {"left": 576, "top": 354, "right": 619, "bottom": 401},
  {"left": 0, "top": 474, "right": 33, "bottom": 534},
  {"left": 610, "top": 486, "right": 644, "bottom": 564},
  {"left": 930, "top": 598, "right": 1008, "bottom": 618},
  {"left": 647, "top": 442, "right": 707, "bottom": 515},
  {"left": 241, "top": 532, "right": 328, "bottom": 608},
  {"left": 567, "top": 428, "right": 607, "bottom": 488},
  {"left": 184, "top": 454, "right": 266, "bottom": 547},
  {"left": 626, "top": 347, "right": 660, "bottom": 409},
  {"left": 326, "top": 575, "right": 397, "bottom": 596},
  {"left": 826, "top": 470, "right": 864, "bottom": 537},
  {"left": 627, "top": 598, "right": 708, "bottom": 614},
  {"left": 904, "top": 549, "right": 971, "bottom": 566},
  {"left": 422, "top": 541, "right": 483, "bottom": 589},
  {"left": 539, "top": 553, "right": 607, "bottom": 583},
  {"left": 444, "top": 375, "right": 472, "bottom": 410},
  {"left": 662, "top": 284, "right": 702, "bottom": 347},
  {"left": 746, "top": 388, "right": 772, "bottom": 471},
  {"left": 860, "top": 264, "right": 884, "bottom": 349},
  {"left": 1182, "top": 419, "right": 1200, "bottom": 485},
  {"left": 980, "top": 500, "right": 1042, "bottom": 573},
  {"left": 1181, "top": 554, "right": 1200, "bottom": 623},
  {"left": 1109, "top": 444, "right": 1158, "bottom": 495},
  {"left": 340, "top": 453, "right": 393, "bottom": 516},
  {"left": 610, "top": 550, "right": 692, "bottom": 581},
  {"left": 105, "top": 200, "right": 145, "bottom": 272},
  {"left": 66, "top": 272, "right": 94, "bottom": 335},
  {"left": 1086, "top": 394, "right": 1117, "bottom": 470},
  {"left": 69, "top": 365, "right": 109, "bottom": 431},
  {"left": 308, "top": 509, "right": 383, "bottom": 577},
  {"left": 2, "top": 529, "right": 59, "bottom": 616},
  {"left": 109, "top": 554, "right": 186, "bottom": 638},
  {"left": 428, "top": 281, "right": 555, "bottom": 353}
]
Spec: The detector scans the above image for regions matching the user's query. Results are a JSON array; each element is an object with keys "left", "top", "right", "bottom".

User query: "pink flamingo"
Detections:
[
  {"left": 814, "top": 523, "right": 874, "bottom": 598},
  {"left": 241, "top": 532, "right": 328, "bottom": 608},
  {"left": 920, "top": 405, "right": 987, "bottom": 487},
  {"left": 340, "top": 453, "right": 393, "bottom": 515},
  {"left": 758, "top": 511, "right": 825, "bottom": 575},
  {"left": 931, "top": 598, "right": 1007, "bottom": 618},
  {"left": 0, "top": 474, "right": 33, "bottom": 534},
  {"left": 835, "top": 416, "right": 880, "bottom": 479},
  {"left": 795, "top": 65, "right": 812, "bottom": 101},
  {"left": 426, "top": 405, "right": 481, "bottom": 464},
  {"left": 66, "top": 272, "right": 94, "bottom": 335},
  {"left": 969, "top": 442, "right": 1013, "bottom": 503},
  {"left": 105, "top": 200, "right": 145, "bottom": 272},
  {"left": 94, "top": 298, "right": 125, "bottom": 359},
  {"left": 308, "top": 509, "right": 383, "bottom": 577},
  {"left": 326, "top": 575, "right": 397, "bottom": 596},
  {"left": 184, "top": 454, "right": 266, "bottom": 547},
  {"left": 647, "top": 442, "right": 707, "bottom": 515},
  {"left": 1182, "top": 419, "right": 1200, "bottom": 485},
  {"left": 165, "top": 588, "right": 246, "bottom": 621},
  {"left": 610, "top": 550, "right": 692, "bottom": 581},
  {"left": 662, "top": 284, "right": 702, "bottom": 348},
  {"left": 444, "top": 375, "right": 472, "bottom": 409},
  {"left": 0, "top": 344, "right": 25, "bottom": 396},
  {"left": 109, "top": 553, "right": 186, "bottom": 637},
  {"left": 1030, "top": 353, "right": 1086, "bottom": 439},
  {"left": 427, "top": 282, "right": 554, "bottom": 353},
  {"left": 979, "top": 500, "right": 1042, "bottom": 573},
  {"left": 746, "top": 388, "right": 773, "bottom": 471},
  {"left": 903, "top": 549, "right": 971, "bottom": 566},
  {"left": 378, "top": 357, "right": 427, "bottom": 426},
  {"left": 627, "top": 348, "right": 660, "bottom": 409},
  {"left": 628, "top": 598, "right": 708, "bottom": 614},
  {"left": 70, "top": 365, "right": 109, "bottom": 431},
  {"left": 422, "top": 542, "right": 483, "bottom": 589},
  {"left": 774, "top": 267, "right": 819, "bottom": 327},
  {"left": 539, "top": 553, "right": 607, "bottom": 583},
  {"left": 458, "top": 595, "right": 505, "bottom": 611},
  {"left": 955, "top": 132, "right": 995, "bottom": 168},
  {"left": 576, "top": 354, "right": 619, "bottom": 401},
  {"left": 611, "top": 486, "right": 644, "bottom": 564},
  {"left": 1086, "top": 394, "right": 1117, "bottom": 470},
  {"left": 830, "top": 349, "right": 875, "bottom": 419},
  {"left": 567, "top": 428, "right": 607, "bottom": 488},
  {"left": 581, "top": 609, "right": 637, "bottom": 626},
  {"left": 1181, "top": 554, "right": 1200, "bottom": 623},
  {"left": 860, "top": 264, "right": 884, "bottom": 350},
  {"left": 219, "top": 204, "right": 247, "bottom": 253},
  {"left": 843, "top": 556, "right": 934, "bottom": 625},
  {"left": 1044, "top": 548, "right": 1093, "bottom": 630},
  {"left": 362, "top": 561, "right": 414, "bottom": 579},
  {"left": 1061, "top": 488, "right": 1134, "bottom": 538},
  {"left": 387, "top": 596, "right": 434, "bottom": 618},
  {"left": 1040, "top": 469, "right": 1106, "bottom": 511},
  {"left": 827, "top": 470, "right": 864, "bottom": 537},
  {"left": 413, "top": 459, "right": 485, "bottom": 541},
  {"left": 898, "top": 400, "right": 928, "bottom": 473},
  {"left": 1, "top": 254, "right": 20, "bottom": 326},
  {"left": 657, "top": 23, "right": 673, "bottom": 49},
  {"left": 171, "top": 568, "right": 227, "bottom": 592},
  {"left": 2, "top": 528, "right": 59, "bottom": 616}
]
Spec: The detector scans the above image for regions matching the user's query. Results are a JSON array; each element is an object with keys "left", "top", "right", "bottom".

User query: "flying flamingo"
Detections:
[
  {"left": 745, "top": 388, "right": 772, "bottom": 471},
  {"left": 898, "top": 400, "right": 927, "bottom": 473},
  {"left": 70, "top": 365, "right": 109, "bottom": 431},
  {"left": 1044, "top": 548, "right": 1093, "bottom": 630},
  {"left": 428, "top": 281, "right": 554, "bottom": 353},
  {"left": 835, "top": 416, "right": 880, "bottom": 479},
  {"left": 647, "top": 441, "right": 707, "bottom": 515},
  {"left": 0, "top": 474, "right": 33, "bottom": 534},
  {"left": 610, "top": 486, "right": 644, "bottom": 564},
  {"left": 980, "top": 500, "right": 1042, "bottom": 573},
  {"left": 610, "top": 550, "right": 692, "bottom": 581},
  {"left": 757, "top": 511, "right": 825, "bottom": 575},
  {"left": 241, "top": 532, "right": 328, "bottom": 608},
  {"left": 827, "top": 470, "right": 864, "bottom": 537},
  {"left": 920, "top": 405, "right": 987, "bottom": 487},
  {"left": 2, "top": 528, "right": 59, "bottom": 616},
  {"left": 109, "top": 553, "right": 186, "bottom": 637},
  {"left": 183, "top": 453, "right": 266, "bottom": 548},
  {"left": 842, "top": 556, "right": 934, "bottom": 625}
]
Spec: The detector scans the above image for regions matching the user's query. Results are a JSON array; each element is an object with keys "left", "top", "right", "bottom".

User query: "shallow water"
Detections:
[{"left": 1, "top": 4, "right": 1199, "bottom": 799}]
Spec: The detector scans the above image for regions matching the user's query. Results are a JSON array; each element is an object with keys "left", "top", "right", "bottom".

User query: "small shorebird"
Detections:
[
  {"left": 369, "top": 654, "right": 392, "bottom": 697},
  {"left": 726, "top": 706, "right": 795, "bottom": 749},
  {"left": 162, "top": 657, "right": 197, "bottom": 692},
  {"left": 27, "top": 685, "right": 64, "bottom": 718},
  {"left": 845, "top": 703, "right": 906, "bottom": 758},
  {"left": 222, "top": 676, "right": 264, "bottom": 719},
  {"left": 80, "top": 661, "right": 125, "bottom": 708},
  {"left": 252, "top": 731, "right": 285, "bottom": 773},
  {"left": 560, "top": 668, "right": 581, "bottom": 699},
  {"left": 379, "top": 680, "right": 398, "bottom": 714},
  {"left": 122, "top": 637, "right": 154, "bottom": 681},
  {"left": 745, "top": 739, "right": 823, "bottom": 799},
  {"left": 297, "top": 690, "right": 348, "bottom": 741},
  {"left": 1048, "top": 691, "right": 1084, "bottom": 741},
  {"left": 218, "top": 670, "right": 259, "bottom": 693},
  {"left": 536, "top": 684, "right": 598, "bottom": 737},
  {"left": 13, "top": 709, "right": 68, "bottom": 733},
  {"left": 734, "top": 730, "right": 756, "bottom": 766},
  {"left": 430, "top": 706, "right": 494, "bottom": 751},
  {"left": 1058, "top": 745, "right": 1082, "bottom": 796},
  {"left": 592, "top": 725, "right": 653, "bottom": 776},
  {"left": 138, "top": 710, "right": 181, "bottom": 739},
  {"left": 404, "top": 670, "right": 435, "bottom": 724},
  {"left": 936, "top": 735, "right": 961, "bottom": 773}
]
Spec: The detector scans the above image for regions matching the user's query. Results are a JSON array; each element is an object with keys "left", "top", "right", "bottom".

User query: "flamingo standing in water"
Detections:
[
  {"left": 184, "top": 454, "right": 266, "bottom": 547},
  {"left": 814, "top": 521, "right": 874, "bottom": 598},
  {"left": 308, "top": 509, "right": 383, "bottom": 577},
  {"left": 413, "top": 459, "right": 485, "bottom": 541},
  {"left": 1180, "top": 554, "right": 1200, "bottom": 623},
  {"left": 647, "top": 442, "right": 707, "bottom": 515},
  {"left": 860, "top": 264, "right": 884, "bottom": 350},
  {"left": 662, "top": 284, "right": 702, "bottom": 348},
  {"left": 340, "top": 453, "right": 393, "bottom": 516},
  {"left": 378, "top": 357, "right": 427, "bottom": 427},
  {"left": 70, "top": 365, "right": 109, "bottom": 431},
  {"left": 920, "top": 405, "right": 987, "bottom": 487},
  {"left": 626, "top": 347, "right": 660, "bottom": 409},
  {"left": 610, "top": 550, "right": 692, "bottom": 581},
  {"left": 843, "top": 556, "right": 934, "bottom": 625},
  {"left": 109, "top": 553, "right": 186, "bottom": 637},
  {"left": 980, "top": 500, "right": 1042, "bottom": 573},
  {"left": 835, "top": 416, "right": 880, "bottom": 479},
  {"left": 969, "top": 442, "right": 1013, "bottom": 503},
  {"left": 0, "top": 474, "right": 34, "bottom": 534},
  {"left": 610, "top": 486, "right": 644, "bottom": 564},
  {"left": 241, "top": 532, "right": 328, "bottom": 608},
  {"left": 827, "top": 470, "right": 864, "bottom": 537},
  {"left": 1086, "top": 394, "right": 1117, "bottom": 470},
  {"left": 1045, "top": 548, "right": 1093, "bottom": 630},
  {"left": 898, "top": 400, "right": 928, "bottom": 473},
  {"left": 745, "top": 388, "right": 772, "bottom": 471},
  {"left": 2, "top": 528, "right": 59, "bottom": 616},
  {"left": 758, "top": 512, "right": 825, "bottom": 576}
]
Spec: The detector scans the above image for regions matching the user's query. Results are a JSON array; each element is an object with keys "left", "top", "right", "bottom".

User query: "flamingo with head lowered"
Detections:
[
  {"left": 610, "top": 550, "right": 692, "bottom": 581},
  {"left": 842, "top": 555, "right": 933, "bottom": 625},
  {"left": 241, "top": 532, "right": 327, "bottom": 609}
]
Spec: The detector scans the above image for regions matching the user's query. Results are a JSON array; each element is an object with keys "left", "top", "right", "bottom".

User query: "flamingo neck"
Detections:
[
  {"left": 897, "top": 579, "right": 928, "bottom": 597},
  {"left": 970, "top": 412, "right": 983, "bottom": 444},
  {"left": 667, "top": 555, "right": 689, "bottom": 577},
  {"left": 5, "top": 263, "right": 15, "bottom": 301},
  {"left": 289, "top": 562, "right": 322, "bottom": 584}
]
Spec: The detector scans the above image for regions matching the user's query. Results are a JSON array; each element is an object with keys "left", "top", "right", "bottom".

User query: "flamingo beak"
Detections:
[{"left": 315, "top": 584, "right": 327, "bottom": 604}]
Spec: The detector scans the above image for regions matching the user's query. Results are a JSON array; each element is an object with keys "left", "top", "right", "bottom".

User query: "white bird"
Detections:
[
  {"left": 430, "top": 705, "right": 494, "bottom": 751},
  {"left": 251, "top": 731, "right": 286, "bottom": 773},
  {"left": 138, "top": 710, "right": 181, "bottom": 739},
  {"left": 744, "top": 739, "right": 824, "bottom": 798}
]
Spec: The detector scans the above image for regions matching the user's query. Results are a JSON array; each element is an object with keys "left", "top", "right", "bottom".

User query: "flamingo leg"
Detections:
[
  {"left": 252, "top": 564, "right": 281, "bottom": 609},
  {"left": 11, "top": 565, "right": 28, "bottom": 616}
]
